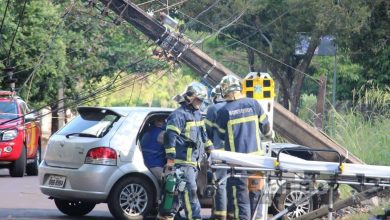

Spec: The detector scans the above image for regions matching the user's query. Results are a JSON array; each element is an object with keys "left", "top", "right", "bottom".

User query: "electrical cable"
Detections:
[
  {"left": 5, "top": 0, "right": 28, "bottom": 66},
  {"left": 0, "top": 0, "right": 11, "bottom": 51},
  {"left": 175, "top": 9, "right": 319, "bottom": 84},
  {"left": 0, "top": 0, "right": 11, "bottom": 37},
  {"left": 9, "top": 2, "right": 76, "bottom": 96},
  {"left": 0, "top": 56, "right": 162, "bottom": 128}
]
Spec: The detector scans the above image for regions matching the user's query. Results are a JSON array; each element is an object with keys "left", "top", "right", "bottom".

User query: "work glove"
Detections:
[{"left": 264, "top": 129, "right": 275, "bottom": 141}]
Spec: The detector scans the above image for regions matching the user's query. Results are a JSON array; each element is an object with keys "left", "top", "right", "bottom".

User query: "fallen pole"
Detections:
[{"left": 294, "top": 187, "right": 384, "bottom": 220}]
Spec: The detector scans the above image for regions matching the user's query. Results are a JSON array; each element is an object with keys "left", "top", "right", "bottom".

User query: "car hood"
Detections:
[{"left": 0, "top": 118, "right": 20, "bottom": 130}]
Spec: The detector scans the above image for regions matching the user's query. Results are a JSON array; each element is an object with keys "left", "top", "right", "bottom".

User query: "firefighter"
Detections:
[
  {"left": 205, "top": 85, "right": 228, "bottom": 220},
  {"left": 215, "top": 75, "right": 271, "bottom": 220},
  {"left": 157, "top": 82, "right": 214, "bottom": 220}
]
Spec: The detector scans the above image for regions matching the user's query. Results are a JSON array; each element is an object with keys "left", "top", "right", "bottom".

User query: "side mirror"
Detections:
[{"left": 24, "top": 113, "right": 36, "bottom": 123}]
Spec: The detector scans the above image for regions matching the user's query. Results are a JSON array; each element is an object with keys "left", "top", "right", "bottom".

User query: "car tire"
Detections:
[
  {"left": 108, "top": 176, "right": 154, "bottom": 220},
  {"left": 54, "top": 198, "right": 96, "bottom": 216},
  {"left": 26, "top": 144, "right": 41, "bottom": 176},
  {"left": 9, "top": 146, "right": 26, "bottom": 177},
  {"left": 273, "top": 184, "right": 313, "bottom": 220}
]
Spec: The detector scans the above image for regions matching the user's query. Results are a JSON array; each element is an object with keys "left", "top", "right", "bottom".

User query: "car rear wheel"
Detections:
[
  {"left": 9, "top": 146, "right": 26, "bottom": 177},
  {"left": 108, "top": 176, "right": 154, "bottom": 220},
  {"left": 26, "top": 144, "right": 41, "bottom": 176},
  {"left": 274, "top": 185, "right": 313, "bottom": 219},
  {"left": 54, "top": 198, "right": 96, "bottom": 216}
]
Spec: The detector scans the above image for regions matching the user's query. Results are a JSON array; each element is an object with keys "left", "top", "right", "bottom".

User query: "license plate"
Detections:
[{"left": 48, "top": 175, "right": 66, "bottom": 188}]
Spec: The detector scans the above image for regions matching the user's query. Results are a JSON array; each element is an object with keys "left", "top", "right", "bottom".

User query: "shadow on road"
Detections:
[{"left": 0, "top": 208, "right": 114, "bottom": 220}]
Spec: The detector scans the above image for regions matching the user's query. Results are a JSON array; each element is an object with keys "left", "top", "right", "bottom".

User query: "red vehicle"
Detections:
[{"left": 0, "top": 91, "right": 42, "bottom": 177}]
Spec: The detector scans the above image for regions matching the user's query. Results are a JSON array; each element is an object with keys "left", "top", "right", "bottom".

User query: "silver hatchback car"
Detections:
[
  {"left": 39, "top": 106, "right": 323, "bottom": 219},
  {"left": 39, "top": 106, "right": 178, "bottom": 219}
]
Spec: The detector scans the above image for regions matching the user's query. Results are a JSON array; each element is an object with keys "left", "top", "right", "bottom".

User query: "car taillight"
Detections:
[{"left": 85, "top": 147, "right": 117, "bottom": 166}]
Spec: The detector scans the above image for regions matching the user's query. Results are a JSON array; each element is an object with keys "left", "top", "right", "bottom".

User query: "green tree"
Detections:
[
  {"left": 0, "top": 0, "right": 65, "bottom": 108},
  {"left": 343, "top": 1, "right": 389, "bottom": 90},
  {"left": 180, "top": 0, "right": 373, "bottom": 114}
]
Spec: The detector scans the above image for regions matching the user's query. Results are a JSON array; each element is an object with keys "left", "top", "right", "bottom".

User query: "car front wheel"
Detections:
[
  {"left": 108, "top": 176, "right": 154, "bottom": 220},
  {"left": 54, "top": 198, "right": 95, "bottom": 216},
  {"left": 9, "top": 146, "right": 26, "bottom": 177}
]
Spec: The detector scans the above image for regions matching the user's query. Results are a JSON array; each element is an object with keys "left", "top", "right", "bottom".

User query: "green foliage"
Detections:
[
  {"left": 0, "top": 0, "right": 65, "bottom": 108},
  {"left": 298, "top": 87, "right": 390, "bottom": 165},
  {"left": 92, "top": 66, "right": 197, "bottom": 108},
  {"left": 179, "top": 0, "right": 376, "bottom": 114},
  {"left": 297, "top": 94, "right": 317, "bottom": 126},
  {"left": 343, "top": 1, "right": 390, "bottom": 89}
]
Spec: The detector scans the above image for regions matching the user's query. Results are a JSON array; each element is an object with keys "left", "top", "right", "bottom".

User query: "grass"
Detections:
[
  {"left": 298, "top": 87, "right": 390, "bottom": 219},
  {"left": 299, "top": 87, "right": 390, "bottom": 166}
]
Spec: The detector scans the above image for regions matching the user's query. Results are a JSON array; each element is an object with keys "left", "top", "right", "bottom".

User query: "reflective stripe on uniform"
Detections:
[
  {"left": 204, "top": 118, "right": 213, "bottom": 127},
  {"left": 184, "top": 190, "right": 193, "bottom": 220},
  {"left": 215, "top": 124, "right": 226, "bottom": 133},
  {"left": 167, "top": 125, "right": 181, "bottom": 134},
  {"left": 175, "top": 159, "right": 197, "bottom": 166},
  {"left": 232, "top": 186, "right": 239, "bottom": 218},
  {"left": 186, "top": 148, "right": 193, "bottom": 161},
  {"left": 184, "top": 120, "right": 204, "bottom": 138},
  {"left": 212, "top": 210, "right": 227, "bottom": 216},
  {"left": 259, "top": 113, "right": 267, "bottom": 123},
  {"left": 165, "top": 147, "right": 176, "bottom": 154},
  {"left": 227, "top": 115, "right": 261, "bottom": 153}
]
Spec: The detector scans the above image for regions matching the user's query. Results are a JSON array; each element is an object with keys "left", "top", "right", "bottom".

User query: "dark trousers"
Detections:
[
  {"left": 212, "top": 169, "right": 227, "bottom": 219},
  {"left": 250, "top": 190, "right": 264, "bottom": 220},
  {"left": 226, "top": 176, "right": 251, "bottom": 220}
]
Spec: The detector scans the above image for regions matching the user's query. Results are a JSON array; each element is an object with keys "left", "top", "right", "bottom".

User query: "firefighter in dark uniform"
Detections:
[
  {"left": 205, "top": 85, "right": 228, "bottom": 220},
  {"left": 158, "top": 82, "right": 213, "bottom": 220},
  {"left": 215, "top": 75, "right": 271, "bottom": 220}
]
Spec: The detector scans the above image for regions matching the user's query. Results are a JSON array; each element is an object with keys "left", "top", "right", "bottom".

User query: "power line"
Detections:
[
  {"left": 6, "top": 0, "right": 28, "bottom": 66},
  {"left": 0, "top": 0, "right": 10, "bottom": 35},
  {"left": 175, "top": 9, "right": 319, "bottom": 84}
]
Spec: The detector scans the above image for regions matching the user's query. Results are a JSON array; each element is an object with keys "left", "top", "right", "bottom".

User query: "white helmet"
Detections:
[
  {"left": 210, "top": 85, "right": 223, "bottom": 103},
  {"left": 184, "top": 82, "right": 208, "bottom": 101},
  {"left": 219, "top": 75, "right": 242, "bottom": 97}
]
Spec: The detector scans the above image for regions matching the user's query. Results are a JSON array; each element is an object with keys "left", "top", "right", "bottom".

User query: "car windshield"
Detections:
[
  {"left": 0, "top": 101, "right": 18, "bottom": 119},
  {"left": 58, "top": 108, "right": 120, "bottom": 138}
]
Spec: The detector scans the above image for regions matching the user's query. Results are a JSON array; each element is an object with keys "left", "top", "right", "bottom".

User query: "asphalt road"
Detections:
[{"left": 0, "top": 168, "right": 211, "bottom": 220}]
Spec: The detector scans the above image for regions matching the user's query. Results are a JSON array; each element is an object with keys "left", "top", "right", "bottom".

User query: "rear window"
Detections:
[
  {"left": 58, "top": 108, "right": 121, "bottom": 137},
  {"left": 0, "top": 101, "right": 18, "bottom": 119}
]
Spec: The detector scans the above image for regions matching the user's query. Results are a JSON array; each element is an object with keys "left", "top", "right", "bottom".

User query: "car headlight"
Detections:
[{"left": 1, "top": 130, "right": 18, "bottom": 141}]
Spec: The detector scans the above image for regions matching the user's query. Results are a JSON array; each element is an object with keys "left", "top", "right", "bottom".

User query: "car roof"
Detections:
[
  {"left": 0, "top": 91, "right": 22, "bottom": 102},
  {"left": 76, "top": 106, "right": 174, "bottom": 117}
]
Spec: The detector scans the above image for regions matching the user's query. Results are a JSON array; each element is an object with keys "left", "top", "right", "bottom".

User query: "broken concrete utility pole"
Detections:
[
  {"left": 294, "top": 187, "right": 384, "bottom": 220},
  {"left": 95, "top": 0, "right": 363, "bottom": 164}
]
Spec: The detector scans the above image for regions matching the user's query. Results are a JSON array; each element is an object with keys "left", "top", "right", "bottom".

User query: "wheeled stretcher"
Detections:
[{"left": 209, "top": 148, "right": 390, "bottom": 220}]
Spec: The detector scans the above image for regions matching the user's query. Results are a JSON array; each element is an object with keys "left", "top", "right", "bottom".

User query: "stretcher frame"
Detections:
[{"left": 209, "top": 148, "right": 390, "bottom": 220}]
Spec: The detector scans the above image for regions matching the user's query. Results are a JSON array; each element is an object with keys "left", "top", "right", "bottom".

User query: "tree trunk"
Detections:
[
  {"left": 290, "top": 37, "right": 320, "bottom": 115},
  {"left": 247, "top": 47, "right": 255, "bottom": 72}
]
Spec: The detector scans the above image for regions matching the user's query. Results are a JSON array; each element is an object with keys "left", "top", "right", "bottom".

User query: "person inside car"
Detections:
[{"left": 140, "top": 116, "right": 167, "bottom": 183}]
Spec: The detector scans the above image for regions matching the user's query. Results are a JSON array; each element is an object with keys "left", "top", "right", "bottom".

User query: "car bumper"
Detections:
[
  {"left": 39, "top": 160, "right": 123, "bottom": 203},
  {"left": 0, "top": 136, "right": 23, "bottom": 161}
]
